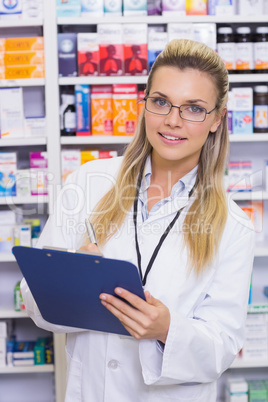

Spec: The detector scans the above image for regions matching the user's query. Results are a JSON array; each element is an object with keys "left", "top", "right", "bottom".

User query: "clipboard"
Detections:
[{"left": 12, "top": 246, "right": 145, "bottom": 336}]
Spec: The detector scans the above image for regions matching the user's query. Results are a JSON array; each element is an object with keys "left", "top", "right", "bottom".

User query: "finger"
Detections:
[
  {"left": 100, "top": 299, "right": 149, "bottom": 339},
  {"left": 100, "top": 293, "right": 144, "bottom": 321},
  {"left": 79, "top": 244, "right": 102, "bottom": 254},
  {"left": 113, "top": 287, "right": 151, "bottom": 313}
]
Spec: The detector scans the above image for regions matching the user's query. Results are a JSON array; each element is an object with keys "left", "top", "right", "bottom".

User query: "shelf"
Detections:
[
  {"left": 229, "top": 134, "right": 268, "bottom": 142},
  {"left": 248, "top": 304, "right": 268, "bottom": 314},
  {"left": 59, "top": 76, "right": 147, "bottom": 86},
  {"left": 0, "top": 195, "right": 48, "bottom": 205},
  {"left": 0, "top": 364, "right": 54, "bottom": 374},
  {"left": 0, "top": 19, "right": 43, "bottom": 28},
  {"left": 0, "top": 138, "right": 47, "bottom": 147},
  {"left": 228, "top": 191, "right": 268, "bottom": 201},
  {"left": 231, "top": 359, "right": 268, "bottom": 369},
  {"left": 57, "top": 15, "right": 268, "bottom": 25},
  {"left": 0, "top": 309, "right": 28, "bottom": 319},
  {"left": 255, "top": 242, "right": 268, "bottom": 257},
  {"left": 0, "top": 79, "right": 45, "bottom": 88},
  {"left": 228, "top": 74, "right": 268, "bottom": 83},
  {"left": 61, "top": 135, "right": 133, "bottom": 145},
  {"left": 0, "top": 253, "right": 16, "bottom": 262},
  {"left": 59, "top": 74, "right": 268, "bottom": 86}
]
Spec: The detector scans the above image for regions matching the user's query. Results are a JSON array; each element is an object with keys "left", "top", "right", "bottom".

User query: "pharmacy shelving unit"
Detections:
[
  {"left": 0, "top": 2, "right": 64, "bottom": 402},
  {"left": 1, "top": 1, "right": 268, "bottom": 401}
]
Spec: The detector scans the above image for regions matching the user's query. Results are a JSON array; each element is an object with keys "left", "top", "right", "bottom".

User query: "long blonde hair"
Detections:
[{"left": 90, "top": 39, "right": 229, "bottom": 274}]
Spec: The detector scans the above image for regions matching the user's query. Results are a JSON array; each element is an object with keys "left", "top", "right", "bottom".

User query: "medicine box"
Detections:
[
  {"left": 148, "top": 31, "right": 168, "bottom": 71},
  {"left": 81, "top": 150, "right": 118, "bottom": 164},
  {"left": 98, "top": 24, "right": 123, "bottom": 76},
  {"left": 0, "top": 87, "right": 24, "bottom": 139},
  {"left": 4, "top": 37, "right": 44, "bottom": 52},
  {"left": 238, "top": 0, "right": 263, "bottom": 15},
  {"left": 186, "top": 0, "right": 207, "bottom": 15},
  {"left": 91, "top": 85, "right": 113, "bottom": 135},
  {"left": 14, "top": 225, "right": 32, "bottom": 247},
  {"left": 0, "top": 225, "right": 14, "bottom": 253},
  {"left": 123, "top": 24, "right": 148, "bottom": 76},
  {"left": 24, "top": 117, "right": 46, "bottom": 138},
  {"left": 162, "top": 0, "right": 185, "bottom": 15},
  {"left": 123, "top": 0, "right": 147, "bottom": 15},
  {"left": 232, "top": 88, "right": 253, "bottom": 135},
  {"left": 81, "top": 0, "right": 104, "bottom": 17},
  {"left": 168, "top": 23, "right": 194, "bottom": 41},
  {"left": 208, "top": 0, "right": 234, "bottom": 15},
  {"left": 75, "top": 84, "right": 91, "bottom": 136},
  {"left": 193, "top": 23, "right": 217, "bottom": 51},
  {"left": 30, "top": 152, "right": 48, "bottom": 196},
  {"left": 3, "top": 64, "right": 45, "bottom": 79},
  {"left": 58, "top": 33, "right": 78, "bottom": 77},
  {"left": 22, "top": 0, "right": 43, "bottom": 19},
  {"left": 0, "top": 51, "right": 45, "bottom": 66},
  {"left": 104, "top": 0, "right": 122, "bottom": 15},
  {"left": 56, "top": 0, "right": 81, "bottom": 17},
  {"left": 112, "top": 84, "right": 137, "bottom": 136},
  {"left": 15, "top": 169, "right": 31, "bottom": 197},
  {"left": 61, "top": 150, "right": 81, "bottom": 183},
  {"left": 225, "top": 377, "right": 248, "bottom": 402},
  {"left": 0, "top": 152, "right": 17, "bottom": 197},
  {"left": 0, "top": 0, "right": 22, "bottom": 18},
  {"left": 77, "top": 33, "right": 99, "bottom": 76}
]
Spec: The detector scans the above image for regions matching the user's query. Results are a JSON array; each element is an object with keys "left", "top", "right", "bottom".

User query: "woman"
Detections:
[{"left": 21, "top": 39, "right": 255, "bottom": 402}]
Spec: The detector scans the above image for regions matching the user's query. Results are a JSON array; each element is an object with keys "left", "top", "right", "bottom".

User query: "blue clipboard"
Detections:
[{"left": 12, "top": 246, "right": 145, "bottom": 336}]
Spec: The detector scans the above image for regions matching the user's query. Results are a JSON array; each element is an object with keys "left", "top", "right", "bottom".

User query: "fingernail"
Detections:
[
  {"left": 115, "top": 288, "right": 122, "bottom": 294},
  {"left": 100, "top": 294, "right": 106, "bottom": 300},
  {"left": 101, "top": 300, "right": 107, "bottom": 306}
]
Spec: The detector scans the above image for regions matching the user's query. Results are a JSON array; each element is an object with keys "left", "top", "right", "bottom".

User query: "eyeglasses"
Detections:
[{"left": 144, "top": 96, "right": 217, "bottom": 122}]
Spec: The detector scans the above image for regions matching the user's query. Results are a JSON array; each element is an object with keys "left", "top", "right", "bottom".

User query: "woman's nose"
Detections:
[{"left": 164, "top": 107, "right": 183, "bottom": 127}]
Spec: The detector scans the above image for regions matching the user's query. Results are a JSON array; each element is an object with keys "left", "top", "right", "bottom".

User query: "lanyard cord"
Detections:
[{"left": 133, "top": 165, "right": 196, "bottom": 286}]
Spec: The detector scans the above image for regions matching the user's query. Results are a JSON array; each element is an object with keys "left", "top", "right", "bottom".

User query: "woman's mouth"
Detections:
[{"left": 159, "top": 132, "right": 187, "bottom": 142}]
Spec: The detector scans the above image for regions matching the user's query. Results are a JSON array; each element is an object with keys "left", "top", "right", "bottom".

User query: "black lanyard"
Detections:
[{"left": 133, "top": 167, "right": 196, "bottom": 287}]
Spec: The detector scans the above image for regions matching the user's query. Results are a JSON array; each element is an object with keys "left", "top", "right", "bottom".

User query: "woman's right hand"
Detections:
[{"left": 79, "top": 244, "right": 102, "bottom": 255}]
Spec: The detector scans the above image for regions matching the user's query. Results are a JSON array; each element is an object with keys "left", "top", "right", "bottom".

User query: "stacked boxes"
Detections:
[
  {"left": 0, "top": 37, "right": 45, "bottom": 79},
  {"left": 112, "top": 84, "right": 137, "bottom": 136}
]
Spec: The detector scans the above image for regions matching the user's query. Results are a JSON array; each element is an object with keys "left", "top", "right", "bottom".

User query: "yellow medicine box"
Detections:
[
  {"left": 4, "top": 65, "right": 45, "bottom": 80},
  {"left": 4, "top": 37, "right": 44, "bottom": 52},
  {"left": 0, "top": 51, "right": 45, "bottom": 66}
]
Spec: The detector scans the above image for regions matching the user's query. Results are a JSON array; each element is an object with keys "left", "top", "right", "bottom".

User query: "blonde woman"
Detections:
[{"left": 21, "top": 39, "right": 255, "bottom": 402}]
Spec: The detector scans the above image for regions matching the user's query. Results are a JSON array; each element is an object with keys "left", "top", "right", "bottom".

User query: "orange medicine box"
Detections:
[
  {"left": 0, "top": 51, "right": 45, "bottom": 66},
  {"left": 4, "top": 65, "right": 45, "bottom": 80},
  {"left": 112, "top": 84, "right": 137, "bottom": 136},
  {"left": 91, "top": 85, "right": 113, "bottom": 135},
  {"left": 4, "top": 37, "right": 44, "bottom": 52}
]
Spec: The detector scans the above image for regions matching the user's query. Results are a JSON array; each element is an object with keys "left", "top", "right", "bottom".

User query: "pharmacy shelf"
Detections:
[
  {"left": 0, "top": 365, "right": 54, "bottom": 374},
  {"left": 0, "top": 309, "right": 28, "bottom": 319},
  {"left": 59, "top": 74, "right": 268, "bottom": 86},
  {"left": 61, "top": 135, "right": 132, "bottom": 145},
  {"left": 0, "top": 138, "right": 47, "bottom": 147},
  {"left": 0, "top": 253, "right": 16, "bottom": 262},
  {"left": 229, "top": 134, "right": 268, "bottom": 142},
  {"left": 59, "top": 76, "right": 147, "bottom": 86},
  {"left": 0, "top": 19, "right": 43, "bottom": 28},
  {"left": 228, "top": 74, "right": 268, "bottom": 83},
  {"left": 0, "top": 195, "right": 48, "bottom": 205},
  {"left": 231, "top": 359, "right": 268, "bottom": 369},
  {"left": 229, "top": 191, "right": 268, "bottom": 201},
  {"left": 57, "top": 15, "right": 268, "bottom": 25},
  {"left": 0, "top": 79, "right": 45, "bottom": 87},
  {"left": 248, "top": 304, "right": 268, "bottom": 314}
]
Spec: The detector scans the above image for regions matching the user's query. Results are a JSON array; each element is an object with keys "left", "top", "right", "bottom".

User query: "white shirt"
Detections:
[{"left": 21, "top": 156, "right": 255, "bottom": 402}]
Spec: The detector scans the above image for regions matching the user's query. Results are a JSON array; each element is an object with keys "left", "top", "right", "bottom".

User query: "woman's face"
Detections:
[{"left": 144, "top": 66, "right": 222, "bottom": 171}]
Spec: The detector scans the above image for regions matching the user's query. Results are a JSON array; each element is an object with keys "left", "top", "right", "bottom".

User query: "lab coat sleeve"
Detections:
[{"left": 139, "top": 228, "right": 255, "bottom": 385}]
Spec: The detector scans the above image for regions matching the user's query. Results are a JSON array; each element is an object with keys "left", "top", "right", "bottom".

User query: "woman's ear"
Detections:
[{"left": 210, "top": 107, "right": 227, "bottom": 133}]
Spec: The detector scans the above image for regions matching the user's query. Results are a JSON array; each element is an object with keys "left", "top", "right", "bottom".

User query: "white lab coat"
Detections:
[{"left": 21, "top": 156, "right": 255, "bottom": 402}]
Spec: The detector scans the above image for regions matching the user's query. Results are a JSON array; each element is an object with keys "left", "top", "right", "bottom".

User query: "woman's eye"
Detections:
[
  {"left": 154, "top": 98, "right": 168, "bottom": 107},
  {"left": 188, "top": 105, "right": 203, "bottom": 113}
]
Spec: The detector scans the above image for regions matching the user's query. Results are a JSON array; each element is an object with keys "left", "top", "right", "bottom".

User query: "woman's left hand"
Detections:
[{"left": 99, "top": 288, "right": 170, "bottom": 343}]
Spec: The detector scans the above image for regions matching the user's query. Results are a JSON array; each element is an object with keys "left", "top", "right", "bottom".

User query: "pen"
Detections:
[{"left": 85, "top": 219, "right": 98, "bottom": 245}]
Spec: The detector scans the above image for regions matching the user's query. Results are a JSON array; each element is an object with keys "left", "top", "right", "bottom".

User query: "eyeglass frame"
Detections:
[{"left": 143, "top": 96, "right": 217, "bottom": 122}]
